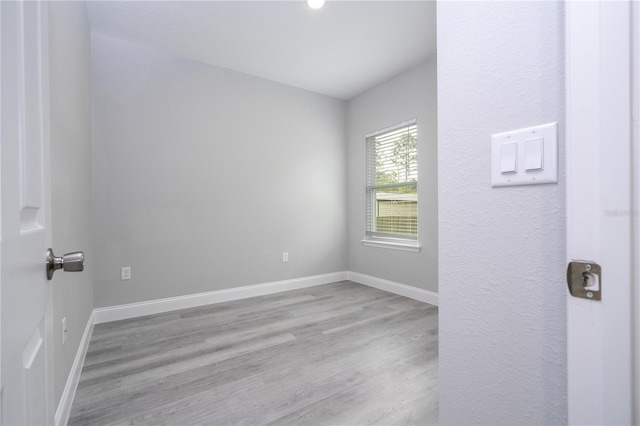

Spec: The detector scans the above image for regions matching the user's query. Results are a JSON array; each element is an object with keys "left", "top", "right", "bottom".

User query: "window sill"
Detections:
[{"left": 361, "top": 239, "right": 422, "bottom": 253}]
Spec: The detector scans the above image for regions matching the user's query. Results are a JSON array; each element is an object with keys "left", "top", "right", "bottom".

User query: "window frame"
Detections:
[{"left": 362, "top": 119, "right": 421, "bottom": 252}]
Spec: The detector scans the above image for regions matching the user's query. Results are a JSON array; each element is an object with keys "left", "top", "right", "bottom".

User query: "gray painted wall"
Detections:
[
  {"left": 347, "top": 60, "right": 438, "bottom": 291},
  {"left": 91, "top": 34, "right": 347, "bottom": 308},
  {"left": 437, "top": 2, "right": 567, "bottom": 424},
  {"left": 48, "top": 1, "right": 94, "bottom": 407}
]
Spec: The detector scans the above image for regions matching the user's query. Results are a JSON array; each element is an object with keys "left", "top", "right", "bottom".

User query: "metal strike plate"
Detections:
[{"left": 567, "top": 261, "right": 601, "bottom": 300}]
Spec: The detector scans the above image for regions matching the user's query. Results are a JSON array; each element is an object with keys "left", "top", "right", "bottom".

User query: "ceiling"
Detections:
[{"left": 85, "top": 1, "right": 436, "bottom": 100}]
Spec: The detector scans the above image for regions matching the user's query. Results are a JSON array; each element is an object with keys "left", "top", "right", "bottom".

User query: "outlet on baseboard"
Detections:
[
  {"left": 121, "top": 267, "right": 131, "bottom": 280},
  {"left": 61, "top": 317, "right": 67, "bottom": 345}
]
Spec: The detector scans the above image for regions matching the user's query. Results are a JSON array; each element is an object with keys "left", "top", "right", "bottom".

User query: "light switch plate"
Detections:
[{"left": 491, "top": 122, "right": 558, "bottom": 187}]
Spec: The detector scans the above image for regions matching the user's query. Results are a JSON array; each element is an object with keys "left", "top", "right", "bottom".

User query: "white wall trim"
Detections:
[
  {"left": 93, "top": 271, "right": 438, "bottom": 326},
  {"left": 55, "top": 311, "right": 95, "bottom": 426},
  {"left": 93, "top": 272, "right": 349, "bottom": 324},
  {"left": 347, "top": 271, "right": 438, "bottom": 306},
  {"left": 361, "top": 239, "right": 422, "bottom": 252}
]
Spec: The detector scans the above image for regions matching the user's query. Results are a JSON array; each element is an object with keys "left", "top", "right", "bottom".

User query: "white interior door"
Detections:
[
  {"left": 566, "top": 1, "right": 635, "bottom": 424},
  {"left": 0, "top": 1, "right": 53, "bottom": 424}
]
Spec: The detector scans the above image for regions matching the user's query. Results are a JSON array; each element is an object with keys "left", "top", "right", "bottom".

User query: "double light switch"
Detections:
[{"left": 491, "top": 122, "right": 557, "bottom": 187}]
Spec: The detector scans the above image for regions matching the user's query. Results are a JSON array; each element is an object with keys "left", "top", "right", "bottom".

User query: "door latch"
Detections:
[{"left": 567, "top": 261, "right": 601, "bottom": 300}]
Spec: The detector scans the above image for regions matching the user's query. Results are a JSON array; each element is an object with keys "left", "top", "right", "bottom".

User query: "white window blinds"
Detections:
[{"left": 365, "top": 120, "right": 418, "bottom": 240}]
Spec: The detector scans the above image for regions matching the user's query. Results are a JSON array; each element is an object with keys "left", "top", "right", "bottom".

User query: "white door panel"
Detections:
[{"left": 1, "top": 1, "right": 53, "bottom": 424}]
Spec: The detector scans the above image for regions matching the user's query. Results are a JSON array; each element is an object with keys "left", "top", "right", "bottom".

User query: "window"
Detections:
[{"left": 364, "top": 119, "right": 419, "bottom": 251}]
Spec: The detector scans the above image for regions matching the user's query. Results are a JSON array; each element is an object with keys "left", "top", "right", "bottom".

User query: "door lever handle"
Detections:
[{"left": 46, "top": 248, "right": 84, "bottom": 280}]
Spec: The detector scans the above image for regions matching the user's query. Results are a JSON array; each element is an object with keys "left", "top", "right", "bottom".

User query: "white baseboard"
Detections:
[
  {"left": 347, "top": 271, "right": 439, "bottom": 306},
  {"left": 93, "top": 271, "right": 349, "bottom": 324},
  {"left": 55, "top": 311, "right": 95, "bottom": 426},
  {"left": 93, "top": 271, "right": 437, "bottom": 325}
]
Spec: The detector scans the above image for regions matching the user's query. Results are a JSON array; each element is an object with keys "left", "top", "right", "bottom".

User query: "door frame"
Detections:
[
  {"left": 565, "top": 0, "right": 636, "bottom": 424},
  {"left": 633, "top": 0, "right": 640, "bottom": 420}
]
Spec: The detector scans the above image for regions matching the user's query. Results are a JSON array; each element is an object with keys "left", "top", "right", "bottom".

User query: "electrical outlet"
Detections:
[
  {"left": 121, "top": 267, "right": 131, "bottom": 280},
  {"left": 61, "top": 317, "right": 67, "bottom": 345},
  {"left": 282, "top": 252, "right": 288, "bottom": 263}
]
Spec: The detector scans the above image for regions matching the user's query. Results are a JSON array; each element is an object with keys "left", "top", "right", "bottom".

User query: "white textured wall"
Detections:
[
  {"left": 437, "top": 2, "right": 567, "bottom": 424},
  {"left": 48, "top": 1, "right": 94, "bottom": 406},
  {"left": 91, "top": 34, "right": 347, "bottom": 308},
  {"left": 346, "top": 60, "right": 438, "bottom": 291}
]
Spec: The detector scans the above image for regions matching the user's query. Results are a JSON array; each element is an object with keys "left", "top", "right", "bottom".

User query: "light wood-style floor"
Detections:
[{"left": 69, "top": 281, "right": 438, "bottom": 425}]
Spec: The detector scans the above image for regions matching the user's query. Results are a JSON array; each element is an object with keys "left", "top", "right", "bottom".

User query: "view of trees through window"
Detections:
[{"left": 366, "top": 122, "right": 418, "bottom": 238}]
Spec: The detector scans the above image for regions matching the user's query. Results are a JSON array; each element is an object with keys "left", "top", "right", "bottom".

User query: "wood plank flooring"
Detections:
[{"left": 68, "top": 281, "right": 438, "bottom": 425}]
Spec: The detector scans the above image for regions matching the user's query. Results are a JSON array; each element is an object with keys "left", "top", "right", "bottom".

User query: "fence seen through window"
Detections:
[{"left": 366, "top": 120, "right": 418, "bottom": 239}]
